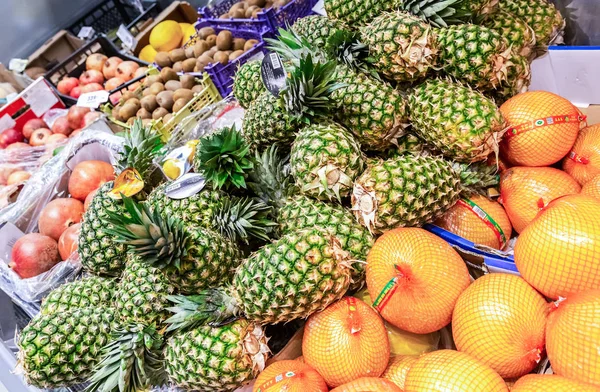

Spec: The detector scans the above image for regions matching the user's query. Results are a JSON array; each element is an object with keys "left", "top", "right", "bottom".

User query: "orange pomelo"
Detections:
[
  {"left": 500, "top": 166, "right": 580, "bottom": 233},
  {"left": 563, "top": 124, "right": 600, "bottom": 185},
  {"left": 404, "top": 350, "right": 509, "bottom": 392},
  {"left": 366, "top": 228, "right": 470, "bottom": 334},
  {"left": 252, "top": 360, "right": 328, "bottom": 392},
  {"left": 511, "top": 374, "right": 600, "bottom": 391},
  {"left": 382, "top": 356, "right": 418, "bottom": 390},
  {"left": 546, "top": 289, "right": 600, "bottom": 387},
  {"left": 329, "top": 377, "right": 402, "bottom": 392},
  {"left": 514, "top": 195, "right": 600, "bottom": 299},
  {"left": 582, "top": 174, "right": 600, "bottom": 200},
  {"left": 435, "top": 195, "right": 512, "bottom": 250},
  {"left": 500, "top": 91, "right": 584, "bottom": 167},
  {"left": 452, "top": 274, "right": 549, "bottom": 378},
  {"left": 302, "top": 297, "right": 389, "bottom": 388}
]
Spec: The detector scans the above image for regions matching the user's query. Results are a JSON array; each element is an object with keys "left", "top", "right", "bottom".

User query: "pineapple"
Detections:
[
  {"left": 352, "top": 155, "right": 499, "bottom": 234},
  {"left": 232, "top": 61, "right": 265, "bottom": 108},
  {"left": 480, "top": 10, "right": 536, "bottom": 58},
  {"left": 17, "top": 307, "right": 114, "bottom": 388},
  {"left": 290, "top": 121, "right": 365, "bottom": 202},
  {"left": 40, "top": 276, "right": 116, "bottom": 315},
  {"left": 492, "top": 53, "right": 532, "bottom": 103},
  {"left": 324, "top": 0, "right": 396, "bottom": 25},
  {"left": 500, "top": 0, "right": 565, "bottom": 47},
  {"left": 407, "top": 79, "right": 507, "bottom": 163},
  {"left": 384, "top": 134, "right": 429, "bottom": 158},
  {"left": 164, "top": 320, "right": 269, "bottom": 391},
  {"left": 360, "top": 11, "right": 438, "bottom": 83},
  {"left": 292, "top": 15, "right": 350, "bottom": 48}
]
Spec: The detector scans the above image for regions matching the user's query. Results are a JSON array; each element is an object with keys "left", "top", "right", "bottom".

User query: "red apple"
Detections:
[
  {"left": 116, "top": 61, "right": 139, "bottom": 82},
  {"left": 51, "top": 116, "right": 73, "bottom": 136},
  {"left": 0, "top": 128, "right": 25, "bottom": 148},
  {"left": 9, "top": 233, "right": 60, "bottom": 279},
  {"left": 70, "top": 86, "right": 82, "bottom": 99},
  {"left": 5, "top": 142, "right": 30, "bottom": 151},
  {"left": 57, "top": 77, "right": 79, "bottom": 95},
  {"left": 29, "top": 128, "right": 52, "bottom": 146},
  {"left": 80, "top": 83, "right": 104, "bottom": 94},
  {"left": 82, "top": 111, "right": 101, "bottom": 127},
  {"left": 67, "top": 106, "right": 91, "bottom": 129},
  {"left": 7, "top": 170, "right": 31, "bottom": 185},
  {"left": 46, "top": 133, "right": 68, "bottom": 145},
  {"left": 38, "top": 198, "right": 84, "bottom": 241},
  {"left": 80, "top": 70, "right": 104, "bottom": 85},
  {"left": 22, "top": 118, "right": 49, "bottom": 139},
  {"left": 86, "top": 54, "right": 108, "bottom": 72},
  {"left": 58, "top": 222, "right": 81, "bottom": 260},
  {"left": 68, "top": 160, "right": 115, "bottom": 201},
  {"left": 103, "top": 57, "right": 123, "bottom": 79},
  {"left": 84, "top": 188, "right": 98, "bottom": 211}
]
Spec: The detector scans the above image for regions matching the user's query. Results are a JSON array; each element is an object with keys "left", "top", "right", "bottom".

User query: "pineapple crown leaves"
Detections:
[
  {"left": 324, "top": 31, "right": 379, "bottom": 79},
  {"left": 165, "top": 291, "right": 240, "bottom": 332},
  {"left": 399, "top": 0, "right": 472, "bottom": 27},
  {"left": 85, "top": 323, "right": 166, "bottom": 392},
  {"left": 194, "top": 125, "right": 254, "bottom": 191},
  {"left": 266, "top": 28, "right": 326, "bottom": 64},
  {"left": 453, "top": 161, "right": 500, "bottom": 194},
  {"left": 212, "top": 197, "right": 278, "bottom": 244},
  {"left": 116, "top": 118, "right": 165, "bottom": 178},
  {"left": 104, "top": 194, "right": 189, "bottom": 270}
]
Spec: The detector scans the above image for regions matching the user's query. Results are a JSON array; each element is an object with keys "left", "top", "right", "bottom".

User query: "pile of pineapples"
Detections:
[{"left": 14, "top": 0, "right": 566, "bottom": 391}]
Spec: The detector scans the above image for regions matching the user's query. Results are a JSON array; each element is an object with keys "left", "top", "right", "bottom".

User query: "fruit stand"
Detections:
[{"left": 1, "top": 0, "right": 600, "bottom": 391}]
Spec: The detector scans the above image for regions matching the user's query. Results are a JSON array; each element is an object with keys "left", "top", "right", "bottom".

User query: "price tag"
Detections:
[
  {"left": 8, "top": 58, "right": 28, "bottom": 73},
  {"left": 0, "top": 114, "right": 16, "bottom": 132},
  {"left": 117, "top": 24, "right": 137, "bottom": 50},
  {"left": 261, "top": 52, "right": 287, "bottom": 97},
  {"left": 312, "top": 0, "right": 327, "bottom": 16},
  {"left": 78, "top": 26, "right": 96, "bottom": 40},
  {"left": 77, "top": 90, "right": 110, "bottom": 108},
  {"left": 0, "top": 222, "right": 24, "bottom": 263},
  {"left": 165, "top": 173, "right": 206, "bottom": 199}
]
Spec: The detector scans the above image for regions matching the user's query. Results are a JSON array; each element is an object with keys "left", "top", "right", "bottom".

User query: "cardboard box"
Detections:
[
  {"left": 133, "top": 2, "right": 198, "bottom": 56},
  {"left": 26, "top": 31, "right": 86, "bottom": 77}
]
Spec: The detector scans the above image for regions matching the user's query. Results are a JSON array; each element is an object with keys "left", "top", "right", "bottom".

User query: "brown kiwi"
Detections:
[
  {"left": 195, "top": 59, "right": 208, "bottom": 72},
  {"left": 216, "top": 31, "right": 233, "bottom": 51},
  {"left": 152, "top": 107, "right": 169, "bottom": 120},
  {"left": 163, "top": 113, "right": 173, "bottom": 123},
  {"left": 156, "top": 91, "right": 175, "bottom": 111},
  {"left": 245, "top": 5, "right": 260, "bottom": 17},
  {"left": 119, "top": 103, "right": 138, "bottom": 121},
  {"left": 185, "top": 46, "right": 196, "bottom": 59},
  {"left": 136, "top": 108, "right": 152, "bottom": 119},
  {"left": 160, "top": 67, "right": 179, "bottom": 82},
  {"left": 125, "top": 98, "right": 141, "bottom": 112},
  {"left": 142, "top": 88, "right": 153, "bottom": 97},
  {"left": 220, "top": 13, "right": 230, "bottom": 19},
  {"left": 193, "top": 40, "right": 210, "bottom": 57},
  {"left": 144, "top": 75, "right": 163, "bottom": 86},
  {"left": 173, "top": 88, "right": 194, "bottom": 102},
  {"left": 141, "top": 119, "right": 153, "bottom": 126},
  {"left": 141, "top": 95, "right": 158, "bottom": 112},
  {"left": 206, "top": 47, "right": 219, "bottom": 58},
  {"left": 169, "top": 48, "right": 186, "bottom": 63},
  {"left": 199, "top": 27, "right": 216, "bottom": 39},
  {"left": 127, "top": 117, "right": 136, "bottom": 126},
  {"left": 154, "top": 52, "right": 172, "bottom": 68},
  {"left": 180, "top": 75, "right": 196, "bottom": 89},
  {"left": 200, "top": 52, "right": 214, "bottom": 63},
  {"left": 231, "top": 8, "right": 245, "bottom": 18},
  {"left": 173, "top": 61, "right": 183, "bottom": 72},
  {"left": 172, "top": 98, "right": 189, "bottom": 113},
  {"left": 244, "top": 39, "right": 259, "bottom": 51},
  {"left": 192, "top": 85, "right": 205, "bottom": 94},
  {"left": 112, "top": 105, "right": 124, "bottom": 122},
  {"left": 121, "top": 91, "right": 137, "bottom": 102},
  {"left": 165, "top": 80, "right": 182, "bottom": 91},
  {"left": 229, "top": 50, "right": 244, "bottom": 60},
  {"left": 214, "top": 51, "right": 230, "bottom": 65},
  {"left": 182, "top": 58, "right": 197, "bottom": 72},
  {"left": 149, "top": 82, "right": 165, "bottom": 95},
  {"left": 232, "top": 38, "right": 246, "bottom": 51},
  {"left": 206, "top": 35, "right": 217, "bottom": 47},
  {"left": 229, "top": 2, "right": 246, "bottom": 13},
  {"left": 247, "top": 0, "right": 266, "bottom": 6}
]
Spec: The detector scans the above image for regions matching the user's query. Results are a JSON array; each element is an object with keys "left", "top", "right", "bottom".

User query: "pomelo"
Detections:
[
  {"left": 382, "top": 355, "right": 418, "bottom": 390},
  {"left": 511, "top": 374, "right": 600, "bottom": 391},
  {"left": 330, "top": 377, "right": 402, "bottom": 392},
  {"left": 252, "top": 360, "right": 327, "bottom": 392}
]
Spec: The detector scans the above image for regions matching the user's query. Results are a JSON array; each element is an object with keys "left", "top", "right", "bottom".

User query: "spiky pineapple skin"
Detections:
[
  {"left": 292, "top": 15, "right": 349, "bottom": 48},
  {"left": 481, "top": 10, "right": 536, "bottom": 58},
  {"left": 242, "top": 92, "right": 295, "bottom": 150},
  {"left": 500, "top": 0, "right": 565, "bottom": 47},
  {"left": 360, "top": 11, "right": 438, "bottom": 83},
  {"left": 407, "top": 79, "right": 506, "bottom": 163},
  {"left": 233, "top": 228, "right": 351, "bottom": 324},
  {"left": 18, "top": 308, "right": 115, "bottom": 388},
  {"left": 324, "top": 0, "right": 396, "bottom": 25},
  {"left": 352, "top": 155, "right": 462, "bottom": 234},
  {"left": 164, "top": 320, "right": 266, "bottom": 391},
  {"left": 79, "top": 181, "right": 128, "bottom": 276},
  {"left": 232, "top": 61, "right": 265, "bottom": 109},
  {"left": 291, "top": 121, "right": 365, "bottom": 201},
  {"left": 384, "top": 134, "right": 428, "bottom": 158},
  {"left": 40, "top": 276, "right": 116, "bottom": 315}
]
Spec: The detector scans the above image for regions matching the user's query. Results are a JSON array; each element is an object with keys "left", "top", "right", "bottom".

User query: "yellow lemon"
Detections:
[
  {"left": 138, "top": 45, "right": 157, "bottom": 63},
  {"left": 179, "top": 23, "right": 197, "bottom": 46},
  {"left": 149, "top": 20, "right": 183, "bottom": 52}
]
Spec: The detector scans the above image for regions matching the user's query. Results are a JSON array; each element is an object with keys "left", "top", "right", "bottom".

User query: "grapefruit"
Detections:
[
  {"left": 302, "top": 297, "right": 389, "bottom": 388},
  {"left": 366, "top": 228, "right": 470, "bottom": 334},
  {"left": 582, "top": 174, "right": 600, "bottom": 200},
  {"left": 546, "top": 289, "right": 600, "bottom": 387},
  {"left": 252, "top": 360, "right": 327, "bottom": 392},
  {"left": 404, "top": 350, "right": 509, "bottom": 392},
  {"left": 500, "top": 91, "right": 584, "bottom": 167},
  {"left": 511, "top": 374, "right": 600, "bottom": 391},
  {"left": 500, "top": 166, "right": 580, "bottom": 233},
  {"left": 382, "top": 356, "right": 418, "bottom": 390},
  {"left": 435, "top": 195, "right": 512, "bottom": 250},
  {"left": 329, "top": 377, "right": 402, "bottom": 392},
  {"left": 452, "top": 274, "right": 549, "bottom": 378},
  {"left": 514, "top": 195, "right": 600, "bottom": 299},
  {"left": 563, "top": 124, "right": 600, "bottom": 185}
]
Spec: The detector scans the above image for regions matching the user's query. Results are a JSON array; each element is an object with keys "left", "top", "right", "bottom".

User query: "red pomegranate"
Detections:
[
  {"left": 9, "top": 234, "right": 60, "bottom": 278},
  {"left": 58, "top": 223, "right": 81, "bottom": 260},
  {"left": 86, "top": 53, "right": 108, "bottom": 73},
  {"left": 103, "top": 57, "right": 123, "bottom": 79},
  {"left": 84, "top": 188, "right": 98, "bottom": 211},
  {"left": 51, "top": 117, "right": 73, "bottom": 136},
  {"left": 116, "top": 61, "right": 139, "bottom": 82},
  {"left": 80, "top": 83, "right": 103, "bottom": 94},
  {"left": 7, "top": 170, "right": 31, "bottom": 185},
  {"left": 79, "top": 70, "right": 104, "bottom": 85},
  {"left": 0, "top": 128, "right": 24, "bottom": 148},
  {"left": 38, "top": 198, "right": 85, "bottom": 241},
  {"left": 82, "top": 111, "right": 101, "bottom": 127},
  {"left": 70, "top": 86, "right": 82, "bottom": 99},
  {"left": 57, "top": 77, "right": 79, "bottom": 95},
  {"left": 29, "top": 128, "right": 52, "bottom": 146},
  {"left": 46, "top": 134, "right": 68, "bottom": 145},
  {"left": 68, "top": 160, "right": 115, "bottom": 201},
  {"left": 67, "top": 106, "right": 91, "bottom": 129},
  {"left": 22, "top": 118, "right": 48, "bottom": 139}
]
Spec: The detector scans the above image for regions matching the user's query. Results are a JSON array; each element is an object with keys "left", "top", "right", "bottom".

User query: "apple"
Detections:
[
  {"left": 58, "top": 223, "right": 81, "bottom": 260},
  {"left": 46, "top": 133, "right": 68, "bottom": 145},
  {"left": 57, "top": 77, "right": 79, "bottom": 95},
  {"left": 80, "top": 83, "right": 104, "bottom": 94},
  {"left": 70, "top": 85, "right": 82, "bottom": 99},
  {"left": 22, "top": 118, "right": 49, "bottom": 139},
  {"left": 29, "top": 128, "right": 52, "bottom": 146},
  {"left": 103, "top": 57, "right": 123, "bottom": 79},
  {"left": 82, "top": 111, "right": 101, "bottom": 127},
  {"left": 7, "top": 170, "right": 31, "bottom": 185},
  {"left": 9, "top": 233, "right": 60, "bottom": 279},
  {"left": 68, "top": 160, "right": 115, "bottom": 201},
  {"left": 38, "top": 198, "right": 85, "bottom": 241},
  {"left": 80, "top": 70, "right": 104, "bottom": 85},
  {"left": 86, "top": 54, "right": 108, "bottom": 73},
  {"left": 67, "top": 106, "right": 91, "bottom": 129},
  {"left": 0, "top": 128, "right": 25, "bottom": 148}
]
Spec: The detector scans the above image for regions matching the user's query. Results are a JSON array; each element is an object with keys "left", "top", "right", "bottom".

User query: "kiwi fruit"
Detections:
[
  {"left": 142, "top": 88, "right": 153, "bottom": 97},
  {"left": 200, "top": 52, "right": 214, "bottom": 63},
  {"left": 185, "top": 46, "right": 196, "bottom": 59},
  {"left": 229, "top": 50, "right": 244, "bottom": 60},
  {"left": 119, "top": 103, "right": 138, "bottom": 121},
  {"left": 244, "top": 39, "right": 259, "bottom": 51},
  {"left": 121, "top": 91, "right": 137, "bottom": 102},
  {"left": 152, "top": 107, "right": 169, "bottom": 120},
  {"left": 125, "top": 98, "right": 141, "bottom": 112},
  {"left": 171, "top": 98, "right": 187, "bottom": 113},
  {"left": 160, "top": 67, "right": 179, "bottom": 82},
  {"left": 154, "top": 52, "right": 172, "bottom": 68},
  {"left": 192, "top": 85, "right": 205, "bottom": 94},
  {"left": 245, "top": 5, "right": 258, "bottom": 17},
  {"left": 112, "top": 105, "right": 124, "bottom": 122},
  {"left": 127, "top": 117, "right": 136, "bottom": 126},
  {"left": 193, "top": 40, "right": 210, "bottom": 57},
  {"left": 173, "top": 61, "right": 183, "bottom": 72},
  {"left": 229, "top": 2, "right": 246, "bottom": 12},
  {"left": 195, "top": 59, "right": 207, "bottom": 72},
  {"left": 156, "top": 91, "right": 175, "bottom": 111},
  {"left": 232, "top": 38, "right": 246, "bottom": 51},
  {"left": 137, "top": 108, "right": 152, "bottom": 119},
  {"left": 248, "top": 0, "right": 266, "bottom": 6},
  {"left": 206, "top": 35, "right": 217, "bottom": 47},
  {"left": 214, "top": 51, "right": 230, "bottom": 65},
  {"left": 149, "top": 82, "right": 165, "bottom": 95},
  {"left": 199, "top": 27, "right": 216, "bottom": 39},
  {"left": 141, "top": 95, "right": 158, "bottom": 112},
  {"left": 173, "top": 89, "right": 194, "bottom": 102},
  {"left": 141, "top": 119, "right": 153, "bottom": 126},
  {"left": 163, "top": 113, "right": 174, "bottom": 123},
  {"left": 182, "top": 58, "right": 197, "bottom": 72},
  {"left": 165, "top": 80, "right": 182, "bottom": 91},
  {"left": 206, "top": 46, "right": 219, "bottom": 57},
  {"left": 145, "top": 75, "right": 162, "bottom": 86},
  {"left": 180, "top": 75, "right": 196, "bottom": 89},
  {"left": 230, "top": 8, "right": 245, "bottom": 18},
  {"left": 220, "top": 13, "right": 230, "bottom": 19},
  {"left": 169, "top": 48, "right": 186, "bottom": 63},
  {"left": 216, "top": 31, "right": 233, "bottom": 51}
]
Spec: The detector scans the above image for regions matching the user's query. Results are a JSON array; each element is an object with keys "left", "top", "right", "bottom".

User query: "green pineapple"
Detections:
[
  {"left": 232, "top": 61, "right": 265, "bottom": 108},
  {"left": 290, "top": 121, "right": 365, "bottom": 202},
  {"left": 407, "top": 79, "right": 506, "bottom": 163},
  {"left": 40, "top": 276, "right": 116, "bottom": 315},
  {"left": 500, "top": 0, "right": 565, "bottom": 48},
  {"left": 480, "top": 9, "right": 536, "bottom": 58},
  {"left": 324, "top": 0, "right": 397, "bottom": 25},
  {"left": 164, "top": 319, "right": 269, "bottom": 391},
  {"left": 292, "top": 15, "right": 350, "bottom": 48},
  {"left": 384, "top": 134, "right": 429, "bottom": 158},
  {"left": 492, "top": 53, "right": 532, "bottom": 103},
  {"left": 352, "top": 155, "right": 499, "bottom": 234},
  {"left": 17, "top": 308, "right": 114, "bottom": 388}
]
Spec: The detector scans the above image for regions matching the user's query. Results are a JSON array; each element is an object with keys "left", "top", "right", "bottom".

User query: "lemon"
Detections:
[
  {"left": 139, "top": 45, "right": 157, "bottom": 63},
  {"left": 179, "top": 23, "right": 197, "bottom": 46},
  {"left": 162, "top": 159, "right": 182, "bottom": 180},
  {"left": 149, "top": 20, "right": 183, "bottom": 52}
]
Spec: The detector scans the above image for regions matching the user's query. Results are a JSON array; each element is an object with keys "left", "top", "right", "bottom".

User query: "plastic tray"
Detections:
[{"left": 44, "top": 35, "right": 149, "bottom": 106}]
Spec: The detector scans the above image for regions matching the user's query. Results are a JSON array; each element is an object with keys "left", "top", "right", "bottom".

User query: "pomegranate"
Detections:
[
  {"left": 82, "top": 111, "right": 101, "bottom": 127},
  {"left": 128, "top": 82, "right": 141, "bottom": 91},
  {"left": 80, "top": 83, "right": 104, "bottom": 94},
  {"left": 22, "top": 118, "right": 48, "bottom": 139},
  {"left": 84, "top": 188, "right": 98, "bottom": 211},
  {"left": 68, "top": 160, "right": 114, "bottom": 201},
  {"left": 58, "top": 223, "right": 81, "bottom": 260},
  {"left": 7, "top": 170, "right": 31, "bottom": 185},
  {"left": 134, "top": 67, "right": 147, "bottom": 79},
  {"left": 46, "top": 133, "right": 68, "bottom": 145},
  {"left": 0, "top": 128, "right": 25, "bottom": 148},
  {"left": 51, "top": 116, "right": 73, "bottom": 136},
  {"left": 116, "top": 61, "right": 139, "bottom": 82},
  {"left": 103, "top": 57, "right": 123, "bottom": 79},
  {"left": 70, "top": 85, "right": 82, "bottom": 99},
  {"left": 38, "top": 198, "right": 85, "bottom": 241},
  {"left": 29, "top": 128, "right": 52, "bottom": 146},
  {"left": 9, "top": 233, "right": 60, "bottom": 279},
  {"left": 70, "top": 129, "right": 82, "bottom": 138},
  {"left": 79, "top": 70, "right": 104, "bottom": 85},
  {"left": 57, "top": 77, "right": 79, "bottom": 95},
  {"left": 5, "top": 142, "right": 30, "bottom": 151},
  {"left": 104, "top": 77, "right": 125, "bottom": 91},
  {"left": 0, "top": 167, "right": 16, "bottom": 185},
  {"left": 67, "top": 106, "right": 91, "bottom": 129},
  {"left": 86, "top": 53, "right": 108, "bottom": 72}
]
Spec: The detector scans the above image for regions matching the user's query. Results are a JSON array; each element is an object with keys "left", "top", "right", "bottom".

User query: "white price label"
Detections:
[
  {"left": 312, "top": 0, "right": 327, "bottom": 16},
  {"left": 0, "top": 221, "right": 24, "bottom": 263},
  {"left": 77, "top": 90, "right": 110, "bottom": 108},
  {"left": 117, "top": 24, "right": 137, "bottom": 50},
  {"left": 78, "top": 26, "right": 95, "bottom": 40}
]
